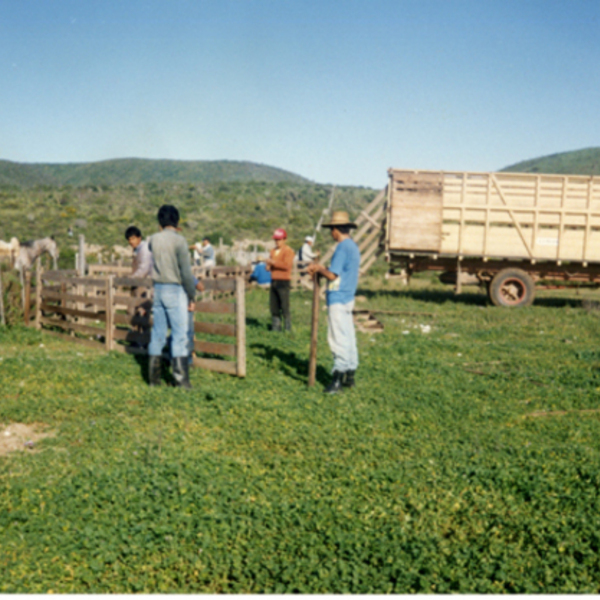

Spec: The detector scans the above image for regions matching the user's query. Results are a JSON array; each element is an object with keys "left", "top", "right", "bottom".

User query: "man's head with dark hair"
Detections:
[
  {"left": 157, "top": 205, "right": 180, "bottom": 228},
  {"left": 125, "top": 226, "right": 142, "bottom": 241},
  {"left": 333, "top": 225, "right": 352, "bottom": 235},
  {"left": 202, "top": 236, "right": 211, "bottom": 243}
]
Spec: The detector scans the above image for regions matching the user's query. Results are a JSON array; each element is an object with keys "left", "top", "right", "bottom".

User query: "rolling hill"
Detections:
[
  {"left": 501, "top": 147, "right": 600, "bottom": 175},
  {"left": 0, "top": 158, "right": 309, "bottom": 188},
  {"left": 0, "top": 177, "right": 377, "bottom": 266},
  {"left": 3, "top": 147, "right": 600, "bottom": 270}
]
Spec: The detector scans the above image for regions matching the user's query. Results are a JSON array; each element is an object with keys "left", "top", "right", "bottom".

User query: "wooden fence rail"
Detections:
[{"left": 31, "top": 268, "right": 246, "bottom": 377}]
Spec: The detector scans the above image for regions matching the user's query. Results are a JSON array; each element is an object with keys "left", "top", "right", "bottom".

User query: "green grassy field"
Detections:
[{"left": 2, "top": 276, "right": 600, "bottom": 592}]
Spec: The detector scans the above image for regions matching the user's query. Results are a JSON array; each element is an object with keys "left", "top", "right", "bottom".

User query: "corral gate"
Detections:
[{"left": 32, "top": 268, "right": 246, "bottom": 377}]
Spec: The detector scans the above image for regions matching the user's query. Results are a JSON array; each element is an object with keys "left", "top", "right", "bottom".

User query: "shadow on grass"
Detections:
[
  {"left": 533, "top": 297, "right": 586, "bottom": 309},
  {"left": 357, "top": 287, "right": 488, "bottom": 306},
  {"left": 357, "top": 286, "right": 593, "bottom": 310},
  {"left": 133, "top": 353, "right": 175, "bottom": 386},
  {"left": 251, "top": 342, "right": 330, "bottom": 386},
  {"left": 246, "top": 317, "right": 269, "bottom": 330}
]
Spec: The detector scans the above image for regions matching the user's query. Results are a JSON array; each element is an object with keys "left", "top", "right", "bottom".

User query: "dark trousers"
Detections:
[{"left": 270, "top": 280, "right": 291, "bottom": 320}]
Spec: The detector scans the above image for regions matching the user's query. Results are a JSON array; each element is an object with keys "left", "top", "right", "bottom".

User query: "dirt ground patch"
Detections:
[{"left": 0, "top": 423, "right": 55, "bottom": 456}]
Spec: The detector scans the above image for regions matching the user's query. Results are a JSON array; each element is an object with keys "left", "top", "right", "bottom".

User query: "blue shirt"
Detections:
[
  {"left": 250, "top": 262, "right": 272, "bottom": 284},
  {"left": 326, "top": 238, "right": 360, "bottom": 306}
]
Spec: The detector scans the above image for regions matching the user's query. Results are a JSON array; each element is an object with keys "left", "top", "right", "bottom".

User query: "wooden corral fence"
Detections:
[
  {"left": 30, "top": 269, "right": 246, "bottom": 377},
  {"left": 193, "top": 266, "right": 252, "bottom": 304},
  {"left": 88, "top": 264, "right": 131, "bottom": 276}
]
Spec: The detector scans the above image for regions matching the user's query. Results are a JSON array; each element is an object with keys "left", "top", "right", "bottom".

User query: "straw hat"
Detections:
[{"left": 322, "top": 210, "right": 357, "bottom": 229}]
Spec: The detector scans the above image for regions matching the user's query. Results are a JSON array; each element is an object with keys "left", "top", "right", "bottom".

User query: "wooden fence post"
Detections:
[
  {"left": 24, "top": 271, "right": 31, "bottom": 326},
  {"left": 35, "top": 264, "right": 42, "bottom": 330},
  {"left": 78, "top": 234, "right": 86, "bottom": 276},
  {"left": 235, "top": 275, "right": 246, "bottom": 377},
  {"left": 0, "top": 265, "right": 5, "bottom": 327},
  {"left": 105, "top": 275, "right": 114, "bottom": 351}
]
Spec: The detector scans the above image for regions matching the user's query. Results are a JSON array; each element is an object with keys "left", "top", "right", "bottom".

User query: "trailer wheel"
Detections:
[{"left": 489, "top": 269, "right": 535, "bottom": 307}]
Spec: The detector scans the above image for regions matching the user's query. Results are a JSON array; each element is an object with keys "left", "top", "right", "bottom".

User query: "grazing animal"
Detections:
[
  {"left": 15, "top": 237, "right": 59, "bottom": 271},
  {"left": 0, "top": 238, "right": 20, "bottom": 267}
]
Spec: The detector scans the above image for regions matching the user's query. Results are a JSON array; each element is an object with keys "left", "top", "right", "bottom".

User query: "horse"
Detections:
[
  {"left": 15, "top": 237, "right": 59, "bottom": 271},
  {"left": 0, "top": 237, "right": 20, "bottom": 267}
]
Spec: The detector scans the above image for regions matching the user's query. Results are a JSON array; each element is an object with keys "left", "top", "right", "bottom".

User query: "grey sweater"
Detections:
[{"left": 148, "top": 228, "right": 196, "bottom": 301}]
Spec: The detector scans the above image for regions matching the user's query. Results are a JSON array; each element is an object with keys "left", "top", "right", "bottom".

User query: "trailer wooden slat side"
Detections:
[
  {"left": 386, "top": 169, "right": 600, "bottom": 264},
  {"left": 384, "top": 168, "right": 600, "bottom": 307}
]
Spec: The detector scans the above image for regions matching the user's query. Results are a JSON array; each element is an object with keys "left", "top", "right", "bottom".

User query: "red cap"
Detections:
[{"left": 272, "top": 228, "right": 287, "bottom": 240}]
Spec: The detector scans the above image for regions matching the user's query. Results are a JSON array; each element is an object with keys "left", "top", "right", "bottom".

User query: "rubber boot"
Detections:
[
  {"left": 284, "top": 316, "right": 292, "bottom": 332},
  {"left": 342, "top": 370, "right": 356, "bottom": 388},
  {"left": 325, "top": 371, "right": 344, "bottom": 394},
  {"left": 148, "top": 356, "right": 162, "bottom": 387},
  {"left": 271, "top": 316, "right": 281, "bottom": 331},
  {"left": 172, "top": 357, "right": 192, "bottom": 389}
]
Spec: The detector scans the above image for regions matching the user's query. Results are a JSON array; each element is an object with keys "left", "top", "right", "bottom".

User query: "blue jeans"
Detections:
[
  {"left": 327, "top": 300, "right": 358, "bottom": 372},
  {"left": 149, "top": 284, "right": 189, "bottom": 358},
  {"left": 167, "top": 310, "right": 195, "bottom": 364}
]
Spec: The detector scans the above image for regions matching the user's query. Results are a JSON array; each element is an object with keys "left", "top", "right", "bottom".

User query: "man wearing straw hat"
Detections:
[{"left": 307, "top": 211, "right": 360, "bottom": 394}]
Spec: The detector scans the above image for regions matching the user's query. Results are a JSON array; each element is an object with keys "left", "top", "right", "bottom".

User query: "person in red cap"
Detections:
[{"left": 266, "top": 228, "right": 295, "bottom": 331}]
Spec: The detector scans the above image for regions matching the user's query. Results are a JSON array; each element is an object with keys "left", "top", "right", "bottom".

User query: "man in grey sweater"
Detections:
[{"left": 147, "top": 205, "right": 196, "bottom": 388}]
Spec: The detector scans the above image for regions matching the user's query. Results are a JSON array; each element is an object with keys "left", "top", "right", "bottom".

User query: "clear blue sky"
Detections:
[{"left": 1, "top": 0, "right": 599, "bottom": 187}]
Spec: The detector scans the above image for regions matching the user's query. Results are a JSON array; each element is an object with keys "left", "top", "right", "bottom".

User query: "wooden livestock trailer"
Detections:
[
  {"left": 384, "top": 169, "right": 600, "bottom": 306},
  {"left": 32, "top": 269, "right": 246, "bottom": 377}
]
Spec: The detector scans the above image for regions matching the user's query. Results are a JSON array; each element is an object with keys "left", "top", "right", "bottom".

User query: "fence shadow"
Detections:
[
  {"left": 251, "top": 342, "right": 330, "bottom": 386},
  {"left": 246, "top": 317, "right": 269, "bottom": 330}
]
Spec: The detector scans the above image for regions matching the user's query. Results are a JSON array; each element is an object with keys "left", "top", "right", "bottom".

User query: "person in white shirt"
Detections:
[
  {"left": 298, "top": 235, "right": 316, "bottom": 263},
  {"left": 201, "top": 238, "right": 216, "bottom": 267},
  {"left": 189, "top": 240, "right": 203, "bottom": 266}
]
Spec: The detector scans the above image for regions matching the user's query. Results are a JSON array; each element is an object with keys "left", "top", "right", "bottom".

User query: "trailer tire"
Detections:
[{"left": 489, "top": 269, "right": 535, "bottom": 307}]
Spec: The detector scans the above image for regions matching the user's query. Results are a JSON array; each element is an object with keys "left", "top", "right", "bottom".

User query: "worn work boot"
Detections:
[
  {"left": 148, "top": 355, "right": 162, "bottom": 387},
  {"left": 342, "top": 370, "right": 356, "bottom": 388},
  {"left": 325, "top": 371, "right": 344, "bottom": 394},
  {"left": 172, "top": 357, "right": 192, "bottom": 389},
  {"left": 271, "top": 316, "right": 281, "bottom": 332},
  {"left": 284, "top": 317, "right": 292, "bottom": 332}
]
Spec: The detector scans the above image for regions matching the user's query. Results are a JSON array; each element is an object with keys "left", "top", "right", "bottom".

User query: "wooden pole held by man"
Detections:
[{"left": 308, "top": 270, "right": 320, "bottom": 387}]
